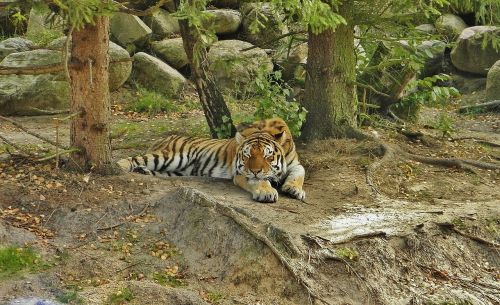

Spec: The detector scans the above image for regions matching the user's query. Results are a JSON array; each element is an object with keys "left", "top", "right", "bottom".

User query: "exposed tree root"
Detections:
[
  {"left": 437, "top": 222, "right": 500, "bottom": 249},
  {"left": 347, "top": 129, "right": 500, "bottom": 196}
]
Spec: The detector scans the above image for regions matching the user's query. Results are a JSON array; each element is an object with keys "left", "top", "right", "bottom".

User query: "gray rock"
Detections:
[
  {"left": 451, "top": 73, "right": 486, "bottom": 94},
  {"left": 131, "top": 52, "right": 188, "bottom": 97},
  {"left": 1, "top": 49, "right": 63, "bottom": 68},
  {"left": 205, "top": 9, "right": 242, "bottom": 35},
  {"left": 151, "top": 37, "right": 189, "bottom": 69},
  {"left": 0, "top": 37, "right": 35, "bottom": 61},
  {"left": 143, "top": 8, "right": 180, "bottom": 39},
  {"left": 418, "top": 40, "right": 446, "bottom": 77},
  {"left": 486, "top": 60, "right": 500, "bottom": 101},
  {"left": 46, "top": 37, "right": 132, "bottom": 91},
  {"left": 110, "top": 13, "right": 152, "bottom": 52},
  {"left": 277, "top": 42, "right": 307, "bottom": 81},
  {"left": 450, "top": 26, "right": 500, "bottom": 76},
  {"left": 207, "top": 39, "right": 273, "bottom": 92},
  {"left": 240, "top": 3, "right": 288, "bottom": 48},
  {"left": 415, "top": 23, "right": 436, "bottom": 34},
  {"left": 435, "top": 14, "right": 467, "bottom": 39}
]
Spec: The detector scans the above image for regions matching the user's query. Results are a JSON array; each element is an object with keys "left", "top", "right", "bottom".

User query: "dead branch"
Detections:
[
  {"left": 0, "top": 134, "right": 33, "bottom": 157},
  {"left": 0, "top": 115, "right": 70, "bottom": 150},
  {"left": 0, "top": 58, "right": 132, "bottom": 76},
  {"left": 36, "top": 148, "right": 79, "bottom": 162},
  {"left": 241, "top": 31, "right": 307, "bottom": 52},
  {"left": 112, "top": 0, "right": 167, "bottom": 16},
  {"left": 27, "top": 107, "right": 70, "bottom": 115},
  {"left": 437, "top": 222, "right": 500, "bottom": 249},
  {"left": 97, "top": 222, "right": 125, "bottom": 231},
  {"left": 450, "top": 137, "right": 500, "bottom": 148},
  {"left": 459, "top": 100, "right": 500, "bottom": 114}
]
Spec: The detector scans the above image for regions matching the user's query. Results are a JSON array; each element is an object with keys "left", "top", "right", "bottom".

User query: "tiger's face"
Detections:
[
  {"left": 235, "top": 133, "right": 286, "bottom": 181},
  {"left": 238, "top": 118, "right": 294, "bottom": 155}
]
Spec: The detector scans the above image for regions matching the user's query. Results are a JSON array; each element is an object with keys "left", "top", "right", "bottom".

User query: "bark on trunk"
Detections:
[
  {"left": 175, "top": 1, "right": 236, "bottom": 138},
  {"left": 69, "top": 17, "right": 117, "bottom": 174},
  {"left": 301, "top": 8, "right": 357, "bottom": 140}
]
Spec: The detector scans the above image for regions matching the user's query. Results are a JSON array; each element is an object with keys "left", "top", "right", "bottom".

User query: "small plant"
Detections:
[
  {"left": 245, "top": 67, "right": 307, "bottom": 137},
  {"left": 152, "top": 267, "right": 186, "bottom": 288},
  {"left": 56, "top": 290, "right": 84, "bottom": 304},
  {"left": 127, "top": 87, "right": 180, "bottom": 115},
  {"left": 434, "top": 113, "right": 455, "bottom": 138},
  {"left": 0, "top": 246, "right": 43, "bottom": 278},
  {"left": 335, "top": 247, "right": 359, "bottom": 261},
  {"left": 394, "top": 74, "right": 460, "bottom": 121},
  {"left": 214, "top": 115, "right": 234, "bottom": 139},
  {"left": 206, "top": 291, "right": 224, "bottom": 304},
  {"left": 106, "top": 288, "right": 134, "bottom": 305}
]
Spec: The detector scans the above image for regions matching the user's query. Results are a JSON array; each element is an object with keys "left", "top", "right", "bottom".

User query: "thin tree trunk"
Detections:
[
  {"left": 68, "top": 17, "right": 117, "bottom": 174},
  {"left": 175, "top": 1, "right": 236, "bottom": 138},
  {"left": 301, "top": 5, "right": 357, "bottom": 140}
]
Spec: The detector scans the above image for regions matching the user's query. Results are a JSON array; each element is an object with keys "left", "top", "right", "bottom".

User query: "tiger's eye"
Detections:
[{"left": 266, "top": 156, "right": 274, "bottom": 162}]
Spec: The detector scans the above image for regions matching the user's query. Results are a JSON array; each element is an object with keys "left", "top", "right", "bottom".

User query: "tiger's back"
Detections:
[{"left": 117, "top": 135, "right": 238, "bottom": 178}]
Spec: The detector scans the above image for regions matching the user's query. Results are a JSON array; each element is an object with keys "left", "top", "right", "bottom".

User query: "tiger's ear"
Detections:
[
  {"left": 235, "top": 132, "right": 246, "bottom": 144},
  {"left": 273, "top": 131, "right": 285, "bottom": 141}
]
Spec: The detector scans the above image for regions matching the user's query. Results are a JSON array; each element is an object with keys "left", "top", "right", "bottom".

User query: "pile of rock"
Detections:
[{"left": 0, "top": 2, "right": 284, "bottom": 115}]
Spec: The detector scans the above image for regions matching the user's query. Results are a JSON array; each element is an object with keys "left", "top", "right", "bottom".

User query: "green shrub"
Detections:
[{"left": 127, "top": 88, "right": 180, "bottom": 115}]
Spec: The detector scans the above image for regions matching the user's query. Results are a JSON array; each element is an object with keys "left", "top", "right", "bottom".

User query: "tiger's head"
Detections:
[
  {"left": 238, "top": 118, "right": 295, "bottom": 156},
  {"left": 234, "top": 131, "right": 286, "bottom": 182}
]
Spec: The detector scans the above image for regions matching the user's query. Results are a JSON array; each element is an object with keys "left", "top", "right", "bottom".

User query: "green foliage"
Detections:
[
  {"left": 50, "top": 0, "right": 116, "bottom": 30},
  {"left": 448, "top": 0, "right": 499, "bottom": 25},
  {"left": 335, "top": 247, "right": 359, "bottom": 261},
  {"left": 394, "top": 74, "right": 459, "bottom": 121},
  {"left": 26, "top": 29, "right": 63, "bottom": 47},
  {"left": 206, "top": 291, "right": 224, "bottom": 304},
  {"left": 0, "top": 246, "right": 43, "bottom": 278},
  {"left": 272, "top": 0, "right": 346, "bottom": 34},
  {"left": 152, "top": 272, "right": 186, "bottom": 287},
  {"left": 434, "top": 113, "right": 455, "bottom": 138},
  {"left": 127, "top": 87, "right": 181, "bottom": 115},
  {"left": 214, "top": 115, "right": 234, "bottom": 139},
  {"left": 244, "top": 67, "right": 307, "bottom": 137},
  {"left": 172, "top": 0, "right": 217, "bottom": 65},
  {"left": 56, "top": 290, "right": 85, "bottom": 304},
  {"left": 106, "top": 288, "right": 134, "bottom": 305}
]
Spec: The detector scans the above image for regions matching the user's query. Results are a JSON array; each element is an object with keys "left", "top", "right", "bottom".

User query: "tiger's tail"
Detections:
[{"left": 117, "top": 154, "right": 165, "bottom": 175}]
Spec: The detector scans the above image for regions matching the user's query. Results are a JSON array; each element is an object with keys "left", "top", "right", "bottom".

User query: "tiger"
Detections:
[{"left": 117, "top": 118, "right": 306, "bottom": 203}]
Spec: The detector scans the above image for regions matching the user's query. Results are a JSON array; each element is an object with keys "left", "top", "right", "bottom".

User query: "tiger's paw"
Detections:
[
  {"left": 281, "top": 183, "right": 306, "bottom": 201},
  {"left": 252, "top": 186, "right": 279, "bottom": 203}
]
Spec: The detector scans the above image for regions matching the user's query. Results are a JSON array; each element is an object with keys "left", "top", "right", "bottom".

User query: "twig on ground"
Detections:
[
  {"left": 97, "top": 222, "right": 125, "bottom": 231},
  {"left": 0, "top": 115, "right": 69, "bottom": 149},
  {"left": 458, "top": 100, "right": 500, "bottom": 114},
  {"left": 0, "top": 134, "right": 33, "bottom": 157},
  {"left": 437, "top": 222, "right": 500, "bottom": 249}
]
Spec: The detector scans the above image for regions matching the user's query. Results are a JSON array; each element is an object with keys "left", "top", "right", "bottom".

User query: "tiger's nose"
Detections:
[{"left": 250, "top": 169, "right": 261, "bottom": 176}]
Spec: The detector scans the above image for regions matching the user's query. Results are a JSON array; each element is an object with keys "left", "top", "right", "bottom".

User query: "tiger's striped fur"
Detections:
[{"left": 117, "top": 118, "right": 306, "bottom": 202}]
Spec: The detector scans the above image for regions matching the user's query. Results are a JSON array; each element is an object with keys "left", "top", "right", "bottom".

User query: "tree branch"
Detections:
[
  {"left": 241, "top": 31, "right": 307, "bottom": 52},
  {"left": 112, "top": 0, "right": 167, "bottom": 16}
]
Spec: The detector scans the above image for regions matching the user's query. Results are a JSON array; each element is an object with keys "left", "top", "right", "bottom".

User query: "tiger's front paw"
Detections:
[
  {"left": 252, "top": 186, "right": 279, "bottom": 203},
  {"left": 281, "top": 183, "right": 306, "bottom": 201}
]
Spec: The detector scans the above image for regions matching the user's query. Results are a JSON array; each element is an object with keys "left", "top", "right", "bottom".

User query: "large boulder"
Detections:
[
  {"left": 151, "top": 38, "right": 188, "bottom": 69},
  {"left": 239, "top": 3, "right": 288, "bottom": 48},
  {"left": 415, "top": 24, "right": 436, "bottom": 34},
  {"left": 486, "top": 60, "right": 500, "bottom": 101},
  {"left": 110, "top": 13, "right": 152, "bottom": 52},
  {"left": 0, "top": 49, "right": 70, "bottom": 115},
  {"left": 450, "top": 26, "right": 500, "bottom": 76},
  {"left": 435, "top": 14, "right": 467, "bottom": 39},
  {"left": 276, "top": 42, "right": 307, "bottom": 82},
  {"left": 46, "top": 37, "right": 132, "bottom": 91},
  {"left": 418, "top": 40, "right": 446, "bottom": 78},
  {"left": 143, "top": 8, "right": 180, "bottom": 39},
  {"left": 451, "top": 74, "right": 486, "bottom": 94},
  {"left": 205, "top": 9, "right": 242, "bottom": 35},
  {"left": 207, "top": 39, "right": 273, "bottom": 92},
  {"left": 25, "top": 5, "right": 64, "bottom": 44},
  {"left": 131, "top": 52, "right": 188, "bottom": 97},
  {"left": 0, "top": 37, "right": 34, "bottom": 61}
]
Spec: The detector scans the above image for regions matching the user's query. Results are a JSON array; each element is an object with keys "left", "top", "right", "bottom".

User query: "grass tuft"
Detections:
[{"left": 0, "top": 246, "right": 43, "bottom": 278}]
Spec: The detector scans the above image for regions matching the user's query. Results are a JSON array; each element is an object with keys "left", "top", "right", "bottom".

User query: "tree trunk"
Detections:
[
  {"left": 301, "top": 6, "right": 357, "bottom": 140},
  {"left": 69, "top": 17, "right": 117, "bottom": 174},
  {"left": 175, "top": 1, "right": 236, "bottom": 138}
]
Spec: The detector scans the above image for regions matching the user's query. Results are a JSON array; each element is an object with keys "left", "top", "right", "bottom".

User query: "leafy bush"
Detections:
[
  {"left": 244, "top": 67, "right": 307, "bottom": 137},
  {"left": 434, "top": 113, "right": 455, "bottom": 138},
  {"left": 393, "top": 74, "right": 459, "bottom": 121}
]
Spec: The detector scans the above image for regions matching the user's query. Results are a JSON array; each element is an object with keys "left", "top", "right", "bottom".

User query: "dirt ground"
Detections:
[{"left": 0, "top": 95, "right": 499, "bottom": 305}]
